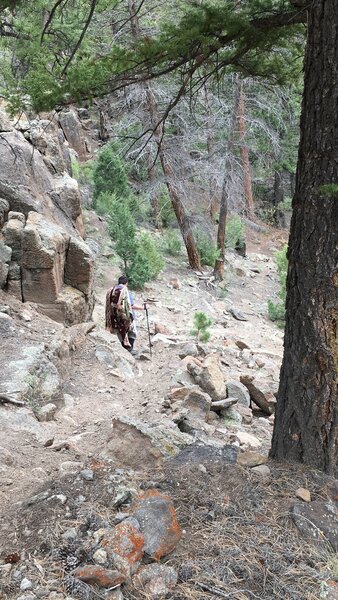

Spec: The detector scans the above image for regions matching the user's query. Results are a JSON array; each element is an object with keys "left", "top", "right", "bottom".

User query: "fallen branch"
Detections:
[{"left": 0, "top": 394, "right": 25, "bottom": 406}]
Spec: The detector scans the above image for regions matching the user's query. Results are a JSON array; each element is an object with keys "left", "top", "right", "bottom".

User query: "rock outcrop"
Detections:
[{"left": 0, "top": 108, "right": 95, "bottom": 324}]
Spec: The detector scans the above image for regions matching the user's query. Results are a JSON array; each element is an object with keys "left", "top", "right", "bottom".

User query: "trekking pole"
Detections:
[{"left": 144, "top": 303, "right": 152, "bottom": 357}]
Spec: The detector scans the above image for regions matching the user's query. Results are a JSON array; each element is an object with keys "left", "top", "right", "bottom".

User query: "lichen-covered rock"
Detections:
[
  {"left": 106, "top": 416, "right": 192, "bottom": 469},
  {"left": 100, "top": 517, "right": 144, "bottom": 565},
  {"left": 131, "top": 490, "right": 182, "bottom": 560},
  {"left": 73, "top": 565, "right": 125, "bottom": 588}
]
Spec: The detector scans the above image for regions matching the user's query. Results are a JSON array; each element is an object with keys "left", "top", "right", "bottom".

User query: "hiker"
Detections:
[{"left": 105, "top": 275, "right": 146, "bottom": 352}]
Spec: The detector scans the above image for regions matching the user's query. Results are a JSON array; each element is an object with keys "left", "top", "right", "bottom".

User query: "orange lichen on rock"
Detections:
[
  {"left": 131, "top": 489, "right": 182, "bottom": 560},
  {"left": 101, "top": 517, "right": 144, "bottom": 564},
  {"left": 74, "top": 565, "right": 125, "bottom": 588}
]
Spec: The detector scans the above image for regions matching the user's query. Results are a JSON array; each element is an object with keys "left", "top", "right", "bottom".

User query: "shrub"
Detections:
[
  {"left": 161, "top": 230, "right": 182, "bottom": 256},
  {"left": 108, "top": 198, "right": 164, "bottom": 289},
  {"left": 93, "top": 143, "right": 132, "bottom": 202},
  {"left": 268, "top": 244, "right": 288, "bottom": 327},
  {"left": 226, "top": 215, "right": 245, "bottom": 250},
  {"left": 191, "top": 311, "right": 213, "bottom": 342},
  {"left": 196, "top": 233, "right": 219, "bottom": 267},
  {"left": 95, "top": 191, "right": 118, "bottom": 216},
  {"left": 108, "top": 198, "right": 137, "bottom": 272}
]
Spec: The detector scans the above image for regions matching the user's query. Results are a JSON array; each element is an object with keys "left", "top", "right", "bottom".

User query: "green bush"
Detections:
[
  {"left": 107, "top": 197, "right": 164, "bottom": 289},
  {"left": 191, "top": 311, "right": 213, "bottom": 342},
  {"left": 161, "top": 230, "right": 182, "bottom": 256},
  {"left": 268, "top": 244, "right": 288, "bottom": 326},
  {"left": 226, "top": 215, "right": 245, "bottom": 250},
  {"left": 108, "top": 198, "right": 137, "bottom": 272},
  {"left": 196, "top": 233, "right": 219, "bottom": 267},
  {"left": 93, "top": 143, "right": 132, "bottom": 202},
  {"left": 95, "top": 191, "right": 118, "bottom": 216},
  {"left": 137, "top": 232, "right": 164, "bottom": 280}
]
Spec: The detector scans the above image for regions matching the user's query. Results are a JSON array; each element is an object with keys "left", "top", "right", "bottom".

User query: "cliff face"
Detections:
[{"left": 0, "top": 108, "right": 95, "bottom": 325}]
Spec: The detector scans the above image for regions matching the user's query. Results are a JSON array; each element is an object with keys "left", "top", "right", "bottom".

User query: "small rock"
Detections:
[
  {"left": 236, "top": 404, "right": 253, "bottom": 424},
  {"left": 237, "top": 451, "right": 268, "bottom": 467},
  {"left": 62, "top": 527, "right": 78, "bottom": 541},
  {"left": 36, "top": 403, "right": 57, "bottom": 422},
  {"left": 222, "top": 406, "right": 243, "bottom": 425},
  {"left": 93, "top": 549, "right": 107, "bottom": 565},
  {"left": 178, "top": 342, "right": 198, "bottom": 359},
  {"left": 154, "top": 323, "right": 171, "bottom": 335},
  {"left": 236, "top": 431, "right": 262, "bottom": 449},
  {"left": 81, "top": 469, "right": 94, "bottom": 481},
  {"left": 168, "top": 277, "right": 181, "bottom": 289},
  {"left": 168, "top": 387, "right": 190, "bottom": 402},
  {"left": 229, "top": 307, "right": 248, "bottom": 321},
  {"left": 251, "top": 465, "right": 271, "bottom": 478},
  {"left": 296, "top": 487, "right": 311, "bottom": 502},
  {"left": 74, "top": 565, "right": 125, "bottom": 588},
  {"left": 235, "top": 340, "right": 250, "bottom": 350},
  {"left": 20, "top": 578, "right": 33, "bottom": 591},
  {"left": 133, "top": 564, "right": 178, "bottom": 598}
]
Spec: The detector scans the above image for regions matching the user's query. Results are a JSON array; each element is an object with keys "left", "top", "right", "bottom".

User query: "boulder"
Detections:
[
  {"left": 292, "top": 500, "right": 338, "bottom": 550},
  {"left": 0, "top": 240, "right": 11, "bottom": 288},
  {"left": 21, "top": 212, "right": 68, "bottom": 302},
  {"left": 106, "top": 417, "right": 192, "bottom": 469},
  {"left": 27, "top": 118, "right": 71, "bottom": 175},
  {"left": 6, "top": 218, "right": 24, "bottom": 262},
  {"left": 36, "top": 403, "right": 58, "bottom": 422},
  {"left": 49, "top": 173, "right": 83, "bottom": 235},
  {"left": 240, "top": 374, "right": 277, "bottom": 414},
  {"left": 133, "top": 564, "right": 178, "bottom": 598},
  {"left": 187, "top": 354, "right": 226, "bottom": 401},
  {"left": 64, "top": 236, "right": 94, "bottom": 296},
  {"left": 59, "top": 109, "right": 90, "bottom": 161},
  {"left": 226, "top": 380, "right": 251, "bottom": 407},
  {"left": 182, "top": 387, "right": 211, "bottom": 420},
  {"left": 169, "top": 442, "right": 238, "bottom": 467},
  {"left": 0, "top": 198, "right": 9, "bottom": 227},
  {"left": 131, "top": 490, "right": 182, "bottom": 560}
]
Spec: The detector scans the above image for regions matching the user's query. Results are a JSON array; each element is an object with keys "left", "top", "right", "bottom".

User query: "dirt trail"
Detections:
[{"left": 0, "top": 217, "right": 286, "bottom": 518}]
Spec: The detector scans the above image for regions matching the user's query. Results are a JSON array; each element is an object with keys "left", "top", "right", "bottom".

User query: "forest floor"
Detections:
[{"left": 0, "top": 214, "right": 337, "bottom": 600}]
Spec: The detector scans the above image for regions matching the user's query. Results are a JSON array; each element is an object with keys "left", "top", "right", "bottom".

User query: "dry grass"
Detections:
[{"left": 1, "top": 458, "right": 336, "bottom": 600}]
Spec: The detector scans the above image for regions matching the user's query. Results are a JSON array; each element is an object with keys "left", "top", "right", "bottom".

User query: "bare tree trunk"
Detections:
[
  {"left": 203, "top": 82, "right": 218, "bottom": 221},
  {"left": 128, "top": 0, "right": 200, "bottom": 269},
  {"left": 238, "top": 80, "right": 255, "bottom": 220},
  {"left": 270, "top": 0, "right": 338, "bottom": 476},
  {"left": 214, "top": 82, "right": 240, "bottom": 280}
]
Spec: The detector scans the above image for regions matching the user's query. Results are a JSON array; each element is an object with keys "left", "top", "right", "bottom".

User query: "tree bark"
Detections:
[
  {"left": 270, "top": 0, "right": 338, "bottom": 476},
  {"left": 238, "top": 80, "right": 255, "bottom": 220}
]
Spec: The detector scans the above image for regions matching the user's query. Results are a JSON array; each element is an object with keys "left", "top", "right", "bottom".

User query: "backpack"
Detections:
[{"left": 110, "top": 285, "right": 133, "bottom": 333}]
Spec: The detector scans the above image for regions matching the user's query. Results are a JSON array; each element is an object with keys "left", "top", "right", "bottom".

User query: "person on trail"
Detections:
[{"left": 105, "top": 275, "right": 146, "bottom": 352}]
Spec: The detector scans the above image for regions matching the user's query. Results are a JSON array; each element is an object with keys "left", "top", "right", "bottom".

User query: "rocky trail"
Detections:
[{"left": 1, "top": 213, "right": 338, "bottom": 600}]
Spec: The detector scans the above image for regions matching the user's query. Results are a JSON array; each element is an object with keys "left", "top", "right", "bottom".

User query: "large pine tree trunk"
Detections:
[{"left": 270, "top": 0, "right": 338, "bottom": 476}]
